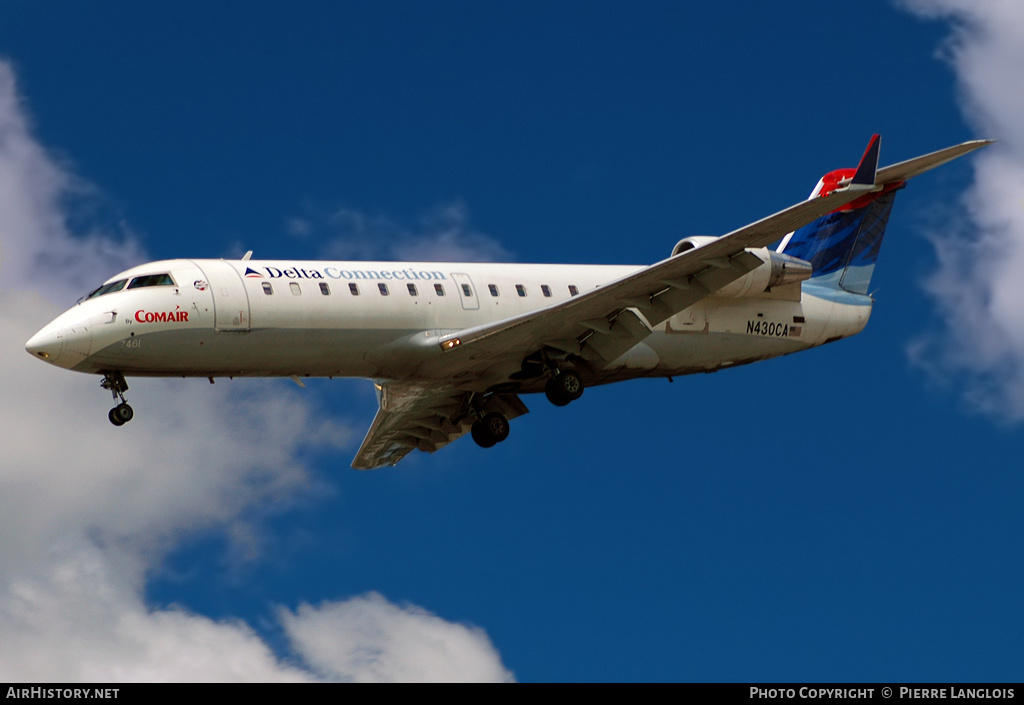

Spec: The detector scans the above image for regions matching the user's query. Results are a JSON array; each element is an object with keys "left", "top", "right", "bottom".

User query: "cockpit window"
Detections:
[
  {"left": 84, "top": 279, "right": 129, "bottom": 300},
  {"left": 127, "top": 273, "right": 175, "bottom": 289}
]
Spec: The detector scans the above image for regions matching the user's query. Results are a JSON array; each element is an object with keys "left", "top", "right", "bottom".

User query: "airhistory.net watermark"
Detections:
[{"left": 6, "top": 689, "right": 118, "bottom": 700}]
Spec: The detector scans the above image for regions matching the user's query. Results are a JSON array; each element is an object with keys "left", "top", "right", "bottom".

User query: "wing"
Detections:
[
  {"left": 428, "top": 137, "right": 991, "bottom": 376},
  {"left": 352, "top": 381, "right": 528, "bottom": 470},
  {"left": 351, "top": 136, "right": 991, "bottom": 469}
]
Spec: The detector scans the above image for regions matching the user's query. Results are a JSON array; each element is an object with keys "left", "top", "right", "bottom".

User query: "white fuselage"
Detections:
[{"left": 26, "top": 258, "right": 871, "bottom": 393}]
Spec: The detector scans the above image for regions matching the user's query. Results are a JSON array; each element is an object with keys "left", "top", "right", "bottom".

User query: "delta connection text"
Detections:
[
  {"left": 749, "top": 687, "right": 1015, "bottom": 699},
  {"left": 260, "top": 266, "right": 448, "bottom": 281}
]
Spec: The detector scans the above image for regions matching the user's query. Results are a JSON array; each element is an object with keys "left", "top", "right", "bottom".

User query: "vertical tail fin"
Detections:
[
  {"left": 778, "top": 185, "right": 899, "bottom": 295},
  {"left": 778, "top": 135, "right": 897, "bottom": 295}
]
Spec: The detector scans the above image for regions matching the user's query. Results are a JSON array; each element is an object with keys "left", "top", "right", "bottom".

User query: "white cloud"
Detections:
[
  {"left": 281, "top": 594, "right": 515, "bottom": 683},
  {"left": 307, "top": 201, "right": 513, "bottom": 263},
  {"left": 0, "top": 539, "right": 312, "bottom": 682},
  {"left": 0, "top": 63, "right": 144, "bottom": 304},
  {"left": 900, "top": 2, "right": 1024, "bottom": 419},
  {"left": 0, "top": 58, "right": 513, "bottom": 681}
]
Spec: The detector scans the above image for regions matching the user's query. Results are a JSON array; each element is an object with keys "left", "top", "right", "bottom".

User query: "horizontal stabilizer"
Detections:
[{"left": 876, "top": 139, "right": 993, "bottom": 185}]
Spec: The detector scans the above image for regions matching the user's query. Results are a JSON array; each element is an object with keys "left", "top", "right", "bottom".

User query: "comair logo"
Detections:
[{"left": 135, "top": 307, "right": 189, "bottom": 323}]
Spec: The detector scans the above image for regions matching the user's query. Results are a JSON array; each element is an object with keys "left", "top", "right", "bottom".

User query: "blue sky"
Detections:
[{"left": 1, "top": 1, "right": 1022, "bottom": 682}]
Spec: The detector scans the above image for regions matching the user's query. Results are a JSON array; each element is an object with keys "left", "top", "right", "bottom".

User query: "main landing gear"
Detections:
[
  {"left": 469, "top": 368, "right": 585, "bottom": 450},
  {"left": 101, "top": 371, "right": 134, "bottom": 426}
]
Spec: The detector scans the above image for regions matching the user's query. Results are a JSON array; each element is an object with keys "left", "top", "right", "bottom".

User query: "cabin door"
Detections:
[{"left": 193, "top": 260, "right": 252, "bottom": 331}]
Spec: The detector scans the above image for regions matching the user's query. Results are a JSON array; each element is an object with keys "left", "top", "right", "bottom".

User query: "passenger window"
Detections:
[
  {"left": 319, "top": 282, "right": 331, "bottom": 295},
  {"left": 290, "top": 282, "right": 301, "bottom": 296},
  {"left": 461, "top": 283, "right": 472, "bottom": 297},
  {"left": 569, "top": 285, "right": 579, "bottom": 296},
  {"left": 488, "top": 284, "right": 499, "bottom": 297},
  {"left": 262, "top": 282, "right": 273, "bottom": 295},
  {"left": 128, "top": 273, "right": 175, "bottom": 289},
  {"left": 541, "top": 285, "right": 551, "bottom": 297},
  {"left": 378, "top": 283, "right": 389, "bottom": 296},
  {"left": 349, "top": 283, "right": 359, "bottom": 296},
  {"left": 408, "top": 283, "right": 418, "bottom": 296},
  {"left": 434, "top": 283, "right": 445, "bottom": 296},
  {"left": 516, "top": 284, "right": 526, "bottom": 297}
]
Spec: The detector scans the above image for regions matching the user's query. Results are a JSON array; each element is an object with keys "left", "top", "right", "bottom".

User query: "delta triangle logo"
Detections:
[{"left": 244, "top": 267, "right": 263, "bottom": 278}]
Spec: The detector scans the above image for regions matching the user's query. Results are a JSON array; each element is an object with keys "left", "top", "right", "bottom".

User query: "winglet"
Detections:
[{"left": 851, "top": 134, "right": 880, "bottom": 187}]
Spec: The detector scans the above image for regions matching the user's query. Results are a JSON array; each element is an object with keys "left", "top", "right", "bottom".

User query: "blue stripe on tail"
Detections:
[{"left": 779, "top": 190, "right": 896, "bottom": 295}]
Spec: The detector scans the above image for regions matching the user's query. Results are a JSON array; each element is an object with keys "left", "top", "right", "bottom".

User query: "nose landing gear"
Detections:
[{"left": 101, "top": 372, "right": 134, "bottom": 426}]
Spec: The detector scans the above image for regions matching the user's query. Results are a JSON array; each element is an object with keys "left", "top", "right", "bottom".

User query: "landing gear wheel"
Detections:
[
  {"left": 545, "top": 370, "right": 584, "bottom": 407},
  {"left": 471, "top": 412, "right": 510, "bottom": 448},
  {"left": 109, "top": 402, "right": 134, "bottom": 426},
  {"left": 101, "top": 372, "right": 134, "bottom": 427},
  {"left": 471, "top": 421, "right": 496, "bottom": 448}
]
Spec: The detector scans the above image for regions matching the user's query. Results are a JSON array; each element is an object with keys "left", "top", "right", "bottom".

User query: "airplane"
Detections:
[{"left": 25, "top": 135, "right": 990, "bottom": 469}]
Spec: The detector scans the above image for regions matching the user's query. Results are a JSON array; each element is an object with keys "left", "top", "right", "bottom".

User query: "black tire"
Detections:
[
  {"left": 545, "top": 377, "right": 571, "bottom": 406},
  {"left": 113, "top": 403, "right": 134, "bottom": 424},
  {"left": 545, "top": 371, "right": 583, "bottom": 406},
  {"left": 108, "top": 407, "right": 125, "bottom": 426},
  {"left": 471, "top": 419, "right": 497, "bottom": 448},
  {"left": 482, "top": 412, "right": 510, "bottom": 443},
  {"left": 471, "top": 412, "right": 510, "bottom": 447}
]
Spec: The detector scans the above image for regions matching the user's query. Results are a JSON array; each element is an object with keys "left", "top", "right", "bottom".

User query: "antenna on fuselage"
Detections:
[{"left": 241, "top": 251, "right": 253, "bottom": 261}]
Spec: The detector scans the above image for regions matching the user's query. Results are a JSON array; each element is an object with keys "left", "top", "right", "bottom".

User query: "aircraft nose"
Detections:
[
  {"left": 27, "top": 312, "right": 95, "bottom": 370},
  {"left": 25, "top": 324, "right": 64, "bottom": 365}
]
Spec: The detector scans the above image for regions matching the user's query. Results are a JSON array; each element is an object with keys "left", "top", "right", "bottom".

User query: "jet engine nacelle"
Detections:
[{"left": 671, "top": 236, "right": 812, "bottom": 298}]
